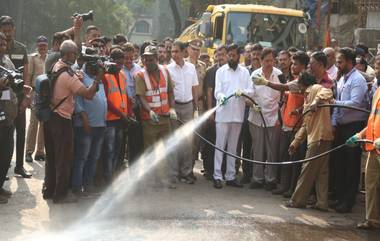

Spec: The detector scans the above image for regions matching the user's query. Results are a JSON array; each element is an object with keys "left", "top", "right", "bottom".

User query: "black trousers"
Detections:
[
  {"left": 202, "top": 120, "right": 215, "bottom": 175},
  {"left": 15, "top": 111, "right": 26, "bottom": 169},
  {"left": 334, "top": 121, "right": 365, "bottom": 207},
  {"left": 240, "top": 118, "right": 252, "bottom": 178},
  {"left": 44, "top": 113, "right": 74, "bottom": 201},
  {"left": 0, "top": 125, "right": 14, "bottom": 188}
]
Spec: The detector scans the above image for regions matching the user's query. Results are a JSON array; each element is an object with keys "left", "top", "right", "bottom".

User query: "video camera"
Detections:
[
  {"left": 0, "top": 65, "right": 24, "bottom": 95},
  {"left": 80, "top": 46, "right": 118, "bottom": 75},
  {"left": 72, "top": 10, "right": 94, "bottom": 22}
]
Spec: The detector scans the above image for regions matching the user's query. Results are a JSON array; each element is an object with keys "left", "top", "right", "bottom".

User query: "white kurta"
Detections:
[{"left": 214, "top": 64, "right": 253, "bottom": 123}]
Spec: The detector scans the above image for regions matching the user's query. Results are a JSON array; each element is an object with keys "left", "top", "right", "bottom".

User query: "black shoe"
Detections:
[
  {"left": 213, "top": 179, "right": 223, "bottom": 189},
  {"left": 226, "top": 179, "right": 243, "bottom": 188},
  {"left": 249, "top": 182, "right": 263, "bottom": 189},
  {"left": 14, "top": 167, "right": 32, "bottom": 178},
  {"left": 264, "top": 183, "right": 276, "bottom": 191},
  {"left": 334, "top": 203, "right": 352, "bottom": 213},
  {"left": 0, "top": 188, "right": 12, "bottom": 198},
  {"left": 34, "top": 154, "right": 46, "bottom": 162},
  {"left": 25, "top": 153, "right": 33, "bottom": 163},
  {"left": 240, "top": 176, "right": 251, "bottom": 184}
]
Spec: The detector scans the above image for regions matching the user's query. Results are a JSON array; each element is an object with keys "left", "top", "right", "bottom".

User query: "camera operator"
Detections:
[
  {"left": 71, "top": 54, "right": 107, "bottom": 196},
  {"left": 43, "top": 40, "right": 99, "bottom": 204},
  {"left": 0, "top": 32, "right": 17, "bottom": 204},
  {"left": 0, "top": 16, "right": 31, "bottom": 178},
  {"left": 102, "top": 48, "right": 131, "bottom": 184}
]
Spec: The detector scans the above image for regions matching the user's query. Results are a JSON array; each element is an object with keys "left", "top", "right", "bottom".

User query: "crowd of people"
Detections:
[{"left": 0, "top": 14, "right": 379, "bottom": 230}]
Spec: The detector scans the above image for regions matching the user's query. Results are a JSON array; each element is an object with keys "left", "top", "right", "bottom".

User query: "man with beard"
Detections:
[
  {"left": 213, "top": 44, "right": 253, "bottom": 189},
  {"left": 135, "top": 45, "right": 176, "bottom": 188},
  {"left": 157, "top": 43, "right": 168, "bottom": 65},
  {"left": 277, "top": 50, "right": 292, "bottom": 82},
  {"left": 331, "top": 47, "right": 368, "bottom": 213}
]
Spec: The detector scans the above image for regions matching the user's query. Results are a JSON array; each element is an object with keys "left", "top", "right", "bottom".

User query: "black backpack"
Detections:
[{"left": 34, "top": 67, "right": 70, "bottom": 122}]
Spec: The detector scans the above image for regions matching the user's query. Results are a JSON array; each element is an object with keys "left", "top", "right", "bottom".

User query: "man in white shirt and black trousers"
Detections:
[
  {"left": 213, "top": 44, "right": 253, "bottom": 189},
  {"left": 167, "top": 40, "right": 199, "bottom": 184}
]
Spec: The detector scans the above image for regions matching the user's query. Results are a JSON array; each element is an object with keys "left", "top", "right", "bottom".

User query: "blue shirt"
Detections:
[
  {"left": 74, "top": 71, "right": 107, "bottom": 127},
  {"left": 123, "top": 64, "right": 142, "bottom": 98},
  {"left": 332, "top": 68, "right": 369, "bottom": 125}
]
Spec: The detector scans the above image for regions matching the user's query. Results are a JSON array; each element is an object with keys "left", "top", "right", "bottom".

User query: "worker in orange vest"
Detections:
[
  {"left": 102, "top": 48, "right": 131, "bottom": 183},
  {"left": 346, "top": 87, "right": 380, "bottom": 230},
  {"left": 135, "top": 45, "right": 177, "bottom": 188}
]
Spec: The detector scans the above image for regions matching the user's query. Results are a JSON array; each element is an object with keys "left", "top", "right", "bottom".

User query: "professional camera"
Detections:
[
  {"left": 80, "top": 46, "right": 118, "bottom": 75},
  {"left": 73, "top": 10, "right": 94, "bottom": 22},
  {"left": 0, "top": 65, "right": 24, "bottom": 95}
]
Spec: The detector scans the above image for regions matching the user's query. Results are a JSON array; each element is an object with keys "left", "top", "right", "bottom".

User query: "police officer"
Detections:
[
  {"left": 0, "top": 16, "right": 31, "bottom": 178},
  {"left": 0, "top": 32, "right": 18, "bottom": 203},
  {"left": 186, "top": 39, "right": 207, "bottom": 179}
]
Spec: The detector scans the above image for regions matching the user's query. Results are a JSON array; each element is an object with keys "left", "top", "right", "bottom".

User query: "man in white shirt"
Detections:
[
  {"left": 249, "top": 48, "right": 282, "bottom": 191},
  {"left": 167, "top": 40, "right": 199, "bottom": 184},
  {"left": 213, "top": 44, "right": 253, "bottom": 189},
  {"left": 323, "top": 47, "right": 338, "bottom": 81}
]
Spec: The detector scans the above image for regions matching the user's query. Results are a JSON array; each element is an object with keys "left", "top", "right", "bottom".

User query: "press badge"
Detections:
[
  {"left": 120, "top": 101, "right": 126, "bottom": 109},
  {"left": 152, "top": 96, "right": 160, "bottom": 103}
]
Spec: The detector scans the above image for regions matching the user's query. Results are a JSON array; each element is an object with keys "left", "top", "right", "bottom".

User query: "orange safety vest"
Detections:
[
  {"left": 138, "top": 66, "right": 170, "bottom": 120},
  {"left": 363, "top": 88, "right": 380, "bottom": 154},
  {"left": 282, "top": 91, "right": 305, "bottom": 128},
  {"left": 105, "top": 71, "right": 128, "bottom": 121}
]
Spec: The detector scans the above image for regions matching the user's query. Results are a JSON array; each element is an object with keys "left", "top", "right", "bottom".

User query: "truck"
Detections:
[{"left": 178, "top": 4, "right": 309, "bottom": 56}]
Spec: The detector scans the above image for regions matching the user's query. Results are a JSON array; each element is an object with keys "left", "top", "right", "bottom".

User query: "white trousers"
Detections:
[{"left": 213, "top": 122, "right": 242, "bottom": 181}]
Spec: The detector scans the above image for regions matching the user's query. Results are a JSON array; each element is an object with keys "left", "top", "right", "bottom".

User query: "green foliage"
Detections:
[{"left": 3, "top": 0, "right": 133, "bottom": 48}]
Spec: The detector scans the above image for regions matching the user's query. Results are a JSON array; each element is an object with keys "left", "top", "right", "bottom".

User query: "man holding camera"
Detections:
[
  {"left": 102, "top": 48, "right": 130, "bottom": 184},
  {"left": 43, "top": 40, "right": 99, "bottom": 203},
  {"left": 0, "top": 32, "right": 17, "bottom": 204},
  {"left": 0, "top": 16, "right": 31, "bottom": 178}
]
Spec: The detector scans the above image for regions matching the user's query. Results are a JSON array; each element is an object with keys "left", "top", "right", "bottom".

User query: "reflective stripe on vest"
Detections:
[
  {"left": 364, "top": 88, "right": 380, "bottom": 153},
  {"left": 105, "top": 71, "right": 128, "bottom": 121},
  {"left": 139, "top": 66, "right": 170, "bottom": 120}
]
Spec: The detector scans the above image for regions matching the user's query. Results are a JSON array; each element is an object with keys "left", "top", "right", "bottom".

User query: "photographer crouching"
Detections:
[
  {"left": 0, "top": 32, "right": 18, "bottom": 204},
  {"left": 43, "top": 40, "right": 99, "bottom": 204}
]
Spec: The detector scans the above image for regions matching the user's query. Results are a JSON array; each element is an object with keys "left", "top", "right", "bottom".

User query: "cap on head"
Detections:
[
  {"left": 142, "top": 45, "right": 157, "bottom": 56},
  {"left": 36, "top": 35, "right": 48, "bottom": 46},
  {"left": 0, "top": 16, "right": 14, "bottom": 27},
  {"left": 188, "top": 39, "right": 203, "bottom": 50}
]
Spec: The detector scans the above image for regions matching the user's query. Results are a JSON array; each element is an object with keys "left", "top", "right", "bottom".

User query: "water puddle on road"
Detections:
[{"left": 28, "top": 107, "right": 218, "bottom": 241}]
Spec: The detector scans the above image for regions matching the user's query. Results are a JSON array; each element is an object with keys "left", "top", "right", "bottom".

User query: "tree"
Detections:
[{"left": 0, "top": 0, "right": 133, "bottom": 49}]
